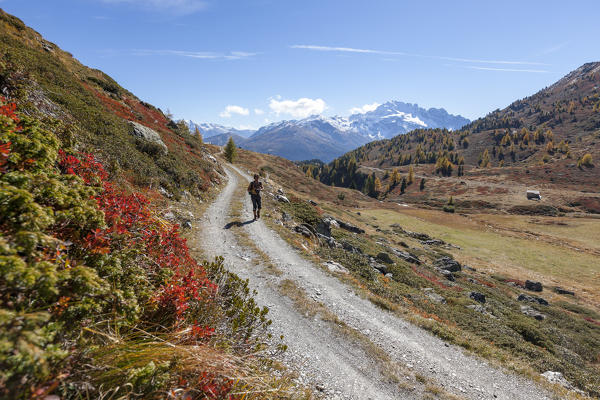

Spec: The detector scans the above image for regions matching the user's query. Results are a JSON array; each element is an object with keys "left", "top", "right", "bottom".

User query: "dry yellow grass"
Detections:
[{"left": 362, "top": 207, "right": 600, "bottom": 311}]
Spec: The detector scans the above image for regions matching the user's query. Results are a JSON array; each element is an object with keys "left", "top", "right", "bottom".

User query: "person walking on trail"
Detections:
[{"left": 248, "top": 174, "right": 263, "bottom": 220}]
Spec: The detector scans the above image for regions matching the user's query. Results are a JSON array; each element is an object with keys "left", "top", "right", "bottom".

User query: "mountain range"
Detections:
[
  {"left": 307, "top": 61, "right": 600, "bottom": 196},
  {"left": 192, "top": 102, "right": 469, "bottom": 161}
]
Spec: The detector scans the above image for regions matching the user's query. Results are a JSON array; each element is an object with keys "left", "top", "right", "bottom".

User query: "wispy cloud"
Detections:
[
  {"left": 291, "top": 44, "right": 547, "bottom": 66},
  {"left": 269, "top": 97, "right": 327, "bottom": 118},
  {"left": 254, "top": 108, "right": 265, "bottom": 115},
  {"left": 290, "top": 44, "right": 405, "bottom": 56},
  {"left": 534, "top": 42, "right": 569, "bottom": 57},
  {"left": 132, "top": 49, "right": 256, "bottom": 60},
  {"left": 466, "top": 66, "right": 549, "bottom": 73},
  {"left": 220, "top": 105, "right": 249, "bottom": 118},
  {"left": 100, "top": 0, "right": 207, "bottom": 15}
]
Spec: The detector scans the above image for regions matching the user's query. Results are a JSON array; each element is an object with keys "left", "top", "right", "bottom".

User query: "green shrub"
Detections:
[{"left": 282, "top": 200, "right": 321, "bottom": 227}]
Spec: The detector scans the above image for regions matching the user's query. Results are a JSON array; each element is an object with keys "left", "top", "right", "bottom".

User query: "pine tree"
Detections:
[
  {"left": 407, "top": 165, "right": 414, "bottom": 185},
  {"left": 400, "top": 177, "right": 407, "bottom": 194},
  {"left": 224, "top": 136, "right": 236, "bottom": 163},
  {"left": 391, "top": 168, "right": 400, "bottom": 186},
  {"left": 194, "top": 126, "right": 203, "bottom": 145},
  {"left": 374, "top": 177, "right": 382, "bottom": 195}
]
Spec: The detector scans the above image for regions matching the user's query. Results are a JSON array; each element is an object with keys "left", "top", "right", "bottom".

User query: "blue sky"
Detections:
[{"left": 3, "top": 0, "right": 600, "bottom": 129}]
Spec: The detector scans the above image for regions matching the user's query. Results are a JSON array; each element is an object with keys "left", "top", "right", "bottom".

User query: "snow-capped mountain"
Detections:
[
  {"left": 187, "top": 121, "right": 255, "bottom": 138},
  {"left": 244, "top": 115, "right": 367, "bottom": 162},
  {"left": 348, "top": 101, "right": 470, "bottom": 139},
  {"left": 196, "top": 101, "right": 469, "bottom": 162}
]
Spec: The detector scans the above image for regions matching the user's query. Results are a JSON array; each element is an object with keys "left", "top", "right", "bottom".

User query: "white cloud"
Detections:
[
  {"left": 219, "top": 105, "right": 250, "bottom": 118},
  {"left": 132, "top": 49, "right": 256, "bottom": 60},
  {"left": 349, "top": 102, "right": 380, "bottom": 114},
  {"left": 237, "top": 125, "right": 256, "bottom": 130},
  {"left": 254, "top": 108, "right": 265, "bottom": 115},
  {"left": 269, "top": 97, "right": 327, "bottom": 118},
  {"left": 101, "top": 0, "right": 207, "bottom": 15}
]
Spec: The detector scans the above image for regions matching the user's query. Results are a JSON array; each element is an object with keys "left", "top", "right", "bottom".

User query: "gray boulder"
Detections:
[
  {"left": 323, "top": 261, "right": 349, "bottom": 274},
  {"left": 376, "top": 252, "right": 394, "bottom": 264},
  {"left": 440, "top": 269, "right": 455, "bottom": 281},
  {"left": 517, "top": 294, "right": 549, "bottom": 306},
  {"left": 276, "top": 194, "right": 290, "bottom": 203},
  {"left": 423, "top": 288, "right": 446, "bottom": 304},
  {"left": 469, "top": 292, "right": 486, "bottom": 304},
  {"left": 341, "top": 241, "right": 362, "bottom": 254},
  {"left": 129, "top": 121, "right": 168, "bottom": 154},
  {"left": 316, "top": 232, "right": 341, "bottom": 248},
  {"left": 336, "top": 219, "right": 365, "bottom": 234},
  {"left": 525, "top": 280, "right": 543, "bottom": 292},
  {"left": 521, "top": 305, "right": 545, "bottom": 320},
  {"left": 407, "top": 231, "right": 431, "bottom": 241},
  {"left": 554, "top": 287, "right": 575, "bottom": 296},
  {"left": 370, "top": 261, "right": 388, "bottom": 274},
  {"left": 388, "top": 247, "right": 420, "bottom": 264},
  {"left": 294, "top": 224, "right": 314, "bottom": 238},
  {"left": 422, "top": 239, "right": 446, "bottom": 246},
  {"left": 541, "top": 371, "right": 581, "bottom": 393},
  {"left": 434, "top": 257, "right": 461, "bottom": 272}
]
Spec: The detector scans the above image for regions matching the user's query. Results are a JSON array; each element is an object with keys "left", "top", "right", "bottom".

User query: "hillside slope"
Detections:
[
  {"left": 0, "top": 9, "right": 302, "bottom": 399},
  {"left": 0, "top": 9, "right": 221, "bottom": 198},
  {"left": 231, "top": 146, "right": 600, "bottom": 397},
  {"left": 304, "top": 62, "right": 600, "bottom": 200}
]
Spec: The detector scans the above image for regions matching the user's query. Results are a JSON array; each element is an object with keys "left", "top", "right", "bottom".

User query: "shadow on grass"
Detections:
[{"left": 224, "top": 219, "right": 255, "bottom": 229}]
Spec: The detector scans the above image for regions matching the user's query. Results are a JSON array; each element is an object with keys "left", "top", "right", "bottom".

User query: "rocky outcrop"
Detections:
[
  {"left": 541, "top": 371, "right": 582, "bottom": 394},
  {"left": 469, "top": 292, "right": 486, "bottom": 304},
  {"left": 129, "top": 121, "right": 168, "bottom": 154},
  {"left": 423, "top": 288, "right": 446, "bottom": 304},
  {"left": 434, "top": 257, "right": 461, "bottom": 272},
  {"left": 520, "top": 305, "right": 545, "bottom": 320},
  {"left": 517, "top": 294, "right": 548, "bottom": 306},
  {"left": 294, "top": 224, "right": 316, "bottom": 239},
  {"left": 376, "top": 252, "right": 394, "bottom": 264},
  {"left": 388, "top": 247, "right": 420, "bottom": 264},
  {"left": 337, "top": 220, "right": 365, "bottom": 234},
  {"left": 554, "top": 287, "right": 575, "bottom": 296},
  {"left": 323, "top": 261, "right": 349, "bottom": 274}
]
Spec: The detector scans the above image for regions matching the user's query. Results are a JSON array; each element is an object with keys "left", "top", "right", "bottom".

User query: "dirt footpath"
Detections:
[{"left": 198, "top": 164, "right": 554, "bottom": 400}]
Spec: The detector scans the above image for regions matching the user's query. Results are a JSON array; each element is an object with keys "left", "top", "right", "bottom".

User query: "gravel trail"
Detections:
[{"left": 199, "top": 165, "right": 555, "bottom": 400}]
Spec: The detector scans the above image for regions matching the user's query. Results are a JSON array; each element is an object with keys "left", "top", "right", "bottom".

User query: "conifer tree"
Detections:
[
  {"left": 407, "top": 165, "right": 414, "bottom": 185},
  {"left": 194, "top": 126, "right": 203, "bottom": 145},
  {"left": 224, "top": 136, "right": 236, "bottom": 163},
  {"left": 400, "top": 177, "right": 407, "bottom": 194}
]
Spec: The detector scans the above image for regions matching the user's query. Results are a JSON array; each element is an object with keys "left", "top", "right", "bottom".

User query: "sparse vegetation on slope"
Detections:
[
  {"left": 0, "top": 10, "right": 307, "bottom": 399},
  {"left": 0, "top": 100, "right": 297, "bottom": 398},
  {"left": 236, "top": 147, "right": 600, "bottom": 397}
]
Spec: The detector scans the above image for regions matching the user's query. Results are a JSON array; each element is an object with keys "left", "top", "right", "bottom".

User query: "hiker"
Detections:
[{"left": 248, "top": 174, "right": 263, "bottom": 220}]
